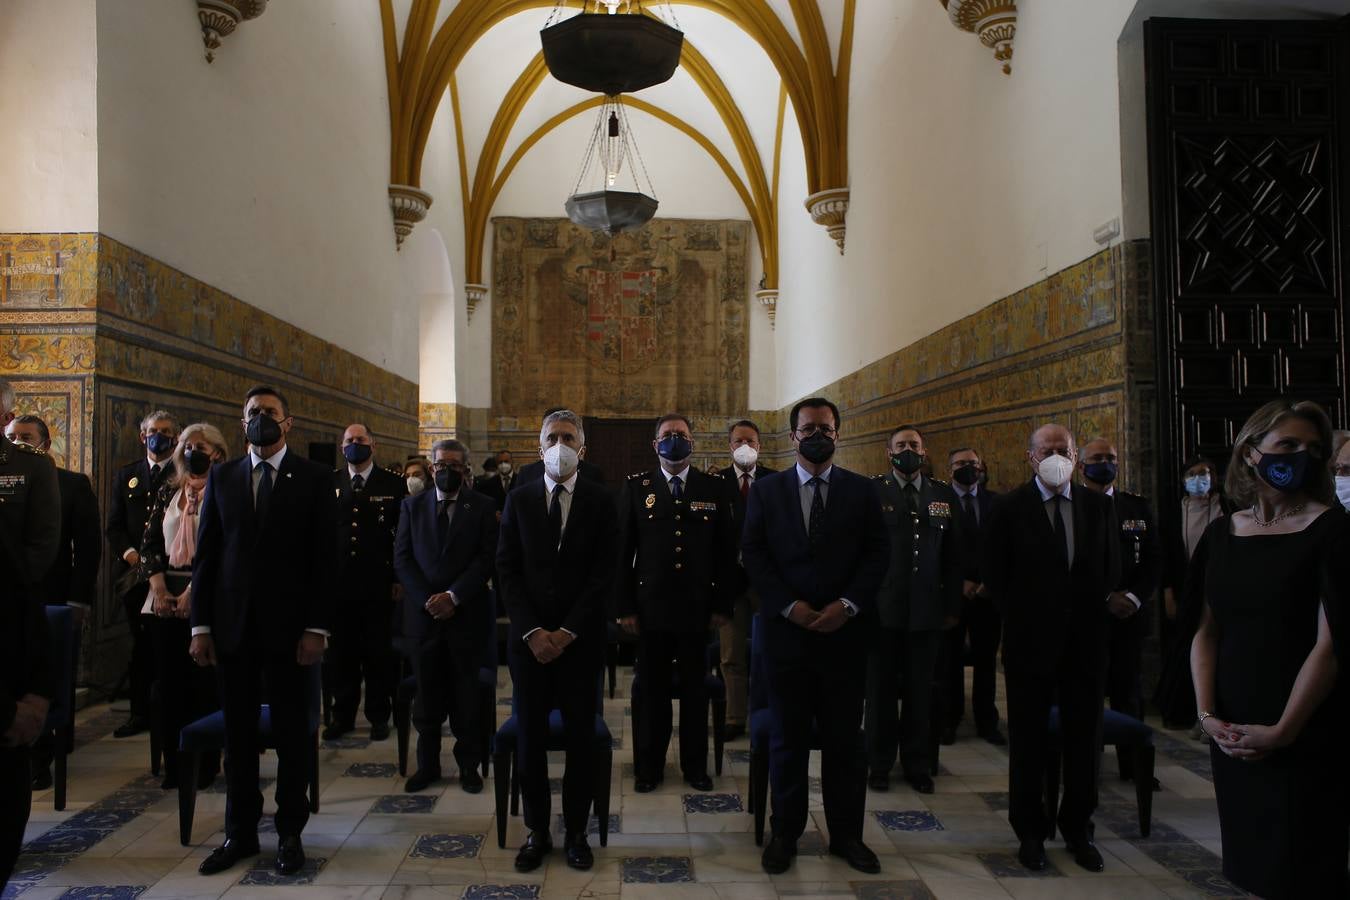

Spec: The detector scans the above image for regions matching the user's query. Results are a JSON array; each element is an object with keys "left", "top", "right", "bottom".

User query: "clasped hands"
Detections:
[
  {"left": 1201, "top": 716, "right": 1288, "bottom": 762},
  {"left": 425, "top": 591, "right": 456, "bottom": 621},
  {"left": 527, "top": 628, "right": 575, "bottom": 664},
  {"left": 2, "top": 693, "right": 50, "bottom": 747},
  {"left": 150, "top": 584, "right": 191, "bottom": 619},
  {"left": 787, "top": 600, "right": 849, "bottom": 633},
  {"left": 1106, "top": 591, "right": 1138, "bottom": 620}
]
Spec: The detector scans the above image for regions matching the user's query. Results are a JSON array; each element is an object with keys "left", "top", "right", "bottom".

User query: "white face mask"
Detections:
[
  {"left": 1037, "top": 453, "right": 1075, "bottom": 489},
  {"left": 543, "top": 443, "right": 579, "bottom": 481},
  {"left": 406, "top": 475, "right": 427, "bottom": 494},
  {"left": 732, "top": 444, "right": 758, "bottom": 470},
  {"left": 1336, "top": 475, "right": 1350, "bottom": 511},
  {"left": 498, "top": 461, "right": 513, "bottom": 475}
]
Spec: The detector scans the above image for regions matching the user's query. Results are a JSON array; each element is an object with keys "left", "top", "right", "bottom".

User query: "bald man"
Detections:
[{"left": 982, "top": 424, "right": 1120, "bottom": 874}]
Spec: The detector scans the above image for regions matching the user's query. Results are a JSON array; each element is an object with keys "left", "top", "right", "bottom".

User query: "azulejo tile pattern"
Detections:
[
  {"left": 238, "top": 856, "right": 328, "bottom": 886},
  {"left": 620, "top": 855, "right": 694, "bottom": 884},
  {"left": 322, "top": 735, "right": 373, "bottom": 750},
  {"left": 683, "top": 792, "right": 744, "bottom": 814},
  {"left": 553, "top": 813, "right": 621, "bottom": 836},
  {"left": 55, "top": 887, "right": 148, "bottom": 899},
  {"left": 410, "top": 833, "right": 486, "bottom": 859},
  {"left": 373, "top": 794, "right": 439, "bottom": 814},
  {"left": 345, "top": 762, "right": 399, "bottom": 778},
  {"left": 874, "top": 810, "right": 944, "bottom": 832},
  {"left": 850, "top": 882, "right": 937, "bottom": 900},
  {"left": 461, "top": 886, "right": 542, "bottom": 900}
]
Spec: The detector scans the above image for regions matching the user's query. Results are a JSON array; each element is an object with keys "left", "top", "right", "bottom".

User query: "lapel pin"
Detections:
[{"left": 129, "top": 477, "right": 140, "bottom": 489}]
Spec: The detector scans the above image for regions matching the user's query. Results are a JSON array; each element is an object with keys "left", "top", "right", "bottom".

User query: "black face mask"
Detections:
[
  {"left": 343, "top": 443, "right": 373, "bottom": 465},
  {"left": 1083, "top": 461, "right": 1118, "bottom": 485},
  {"left": 186, "top": 449, "right": 213, "bottom": 476},
  {"left": 657, "top": 435, "right": 692, "bottom": 462},
  {"left": 434, "top": 467, "right": 463, "bottom": 494},
  {"left": 952, "top": 465, "right": 980, "bottom": 486},
  {"left": 890, "top": 449, "right": 924, "bottom": 475},
  {"left": 245, "top": 414, "right": 282, "bottom": 448},
  {"left": 798, "top": 432, "right": 836, "bottom": 465},
  {"left": 1255, "top": 450, "right": 1311, "bottom": 494}
]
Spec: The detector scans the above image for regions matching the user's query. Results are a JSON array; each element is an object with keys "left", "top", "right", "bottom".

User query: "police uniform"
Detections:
[
  {"left": 614, "top": 466, "right": 740, "bottom": 787},
  {"left": 865, "top": 470, "right": 964, "bottom": 785},
  {"left": 105, "top": 456, "right": 170, "bottom": 728},
  {"left": 0, "top": 433, "right": 60, "bottom": 885},
  {"left": 327, "top": 464, "right": 407, "bottom": 736},
  {"left": 1105, "top": 487, "right": 1160, "bottom": 779}
]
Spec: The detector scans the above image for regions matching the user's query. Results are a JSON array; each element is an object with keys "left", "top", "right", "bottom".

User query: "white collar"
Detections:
[
  {"left": 249, "top": 444, "right": 288, "bottom": 470},
  {"left": 544, "top": 470, "right": 579, "bottom": 495},
  {"left": 348, "top": 462, "right": 374, "bottom": 481},
  {"left": 661, "top": 463, "right": 692, "bottom": 485},
  {"left": 1034, "top": 475, "right": 1071, "bottom": 501},
  {"left": 796, "top": 462, "right": 833, "bottom": 485}
]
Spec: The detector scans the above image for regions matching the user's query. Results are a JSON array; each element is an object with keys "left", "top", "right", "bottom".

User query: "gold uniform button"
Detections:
[
  {"left": 675, "top": 546, "right": 683, "bottom": 554},
  {"left": 674, "top": 563, "right": 683, "bottom": 570},
  {"left": 350, "top": 536, "right": 358, "bottom": 543},
  {"left": 350, "top": 551, "right": 357, "bottom": 558},
  {"left": 675, "top": 531, "right": 682, "bottom": 537}
]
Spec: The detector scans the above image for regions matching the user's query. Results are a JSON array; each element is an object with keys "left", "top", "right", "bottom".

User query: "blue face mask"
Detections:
[
  {"left": 1184, "top": 474, "right": 1211, "bottom": 497},
  {"left": 1083, "top": 461, "right": 1118, "bottom": 486},
  {"left": 657, "top": 434, "right": 692, "bottom": 462},
  {"left": 146, "top": 432, "right": 174, "bottom": 456},
  {"left": 343, "top": 443, "right": 373, "bottom": 465}
]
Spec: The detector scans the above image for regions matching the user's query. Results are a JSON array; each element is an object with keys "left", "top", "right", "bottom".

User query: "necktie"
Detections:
[
  {"left": 255, "top": 461, "right": 273, "bottom": 524},
  {"left": 903, "top": 482, "right": 919, "bottom": 516},
  {"left": 150, "top": 464, "right": 162, "bottom": 486},
  {"left": 807, "top": 476, "right": 825, "bottom": 545},
  {"left": 670, "top": 475, "right": 683, "bottom": 501},
  {"left": 436, "top": 497, "right": 451, "bottom": 543},
  {"left": 352, "top": 474, "right": 365, "bottom": 492},
  {"left": 548, "top": 483, "right": 564, "bottom": 547},
  {"left": 962, "top": 492, "right": 977, "bottom": 526},
  {"left": 1052, "top": 495, "right": 1069, "bottom": 566},
  {"left": 740, "top": 473, "right": 750, "bottom": 499}
]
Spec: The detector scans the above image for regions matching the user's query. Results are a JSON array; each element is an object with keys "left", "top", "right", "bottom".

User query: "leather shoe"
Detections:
[
  {"left": 198, "top": 838, "right": 260, "bottom": 875},
  {"left": 634, "top": 777, "right": 661, "bottom": 793},
  {"left": 322, "top": 722, "right": 352, "bottom": 742},
  {"left": 1065, "top": 839, "right": 1104, "bottom": 872},
  {"left": 723, "top": 723, "right": 745, "bottom": 741},
  {"left": 404, "top": 769, "right": 441, "bottom": 793},
  {"left": 564, "top": 831, "right": 593, "bottom": 870},
  {"left": 685, "top": 774, "right": 713, "bottom": 792},
  {"left": 113, "top": 716, "right": 149, "bottom": 739},
  {"left": 829, "top": 838, "right": 880, "bottom": 874},
  {"left": 31, "top": 768, "right": 53, "bottom": 791},
  {"left": 980, "top": 728, "right": 1007, "bottom": 746},
  {"left": 1017, "top": 840, "right": 1047, "bottom": 871},
  {"left": 515, "top": 830, "right": 552, "bottom": 872},
  {"left": 868, "top": 772, "right": 889, "bottom": 792},
  {"left": 760, "top": 834, "right": 797, "bottom": 874},
  {"left": 939, "top": 726, "right": 957, "bottom": 746},
  {"left": 369, "top": 723, "right": 390, "bottom": 741},
  {"left": 460, "top": 768, "right": 484, "bottom": 794},
  {"left": 275, "top": 835, "right": 305, "bottom": 875},
  {"left": 906, "top": 773, "right": 935, "bottom": 794}
]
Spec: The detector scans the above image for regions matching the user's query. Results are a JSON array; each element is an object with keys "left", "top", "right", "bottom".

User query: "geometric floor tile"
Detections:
[
  {"left": 55, "top": 890, "right": 149, "bottom": 900},
  {"left": 344, "top": 762, "right": 399, "bottom": 778},
  {"left": 238, "top": 856, "right": 328, "bottom": 886},
  {"left": 682, "top": 792, "right": 743, "bottom": 814},
  {"left": 372, "top": 794, "right": 439, "bottom": 814},
  {"left": 553, "top": 813, "right": 621, "bottom": 836},
  {"left": 850, "top": 882, "right": 936, "bottom": 900},
  {"left": 462, "top": 886, "right": 542, "bottom": 900},
  {"left": 873, "top": 810, "right": 943, "bottom": 832},
  {"left": 621, "top": 856, "right": 694, "bottom": 883},
  {"left": 410, "top": 833, "right": 486, "bottom": 859}
]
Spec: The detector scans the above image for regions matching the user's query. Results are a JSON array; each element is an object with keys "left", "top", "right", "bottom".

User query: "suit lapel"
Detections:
[
  {"left": 440, "top": 490, "right": 474, "bottom": 556},
  {"left": 1023, "top": 480, "right": 1057, "bottom": 544},
  {"left": 237, "top": 456, "right": 260, "bottom": 544},
  {"left": 783, "top": 467, "right": 809, "bottom": 543}
]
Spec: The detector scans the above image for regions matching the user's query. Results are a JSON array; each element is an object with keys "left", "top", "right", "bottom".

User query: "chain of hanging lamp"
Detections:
[
  {"left": 545, "top": 0, "right": 680, "bottom": 29},
  {"left": 567, "top": 95, "right": 658, "bottom": 202}
]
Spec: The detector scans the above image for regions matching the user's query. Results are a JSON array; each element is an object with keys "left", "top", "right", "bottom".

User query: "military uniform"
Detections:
[
  {"left": 0, "top": 433, "right": 60, "bottom": 885},
  {"left": 1105, "top": 488, "right": 1160, "bottom": 778},
  {"left": 615, "top": 466, "right": 740, "bottom": 785},
  {"left": 865, "top": 471, "right": 964, "bottom": 782},
  {"left": 327, "top": 465, "right": 407, "bottom": 734}
]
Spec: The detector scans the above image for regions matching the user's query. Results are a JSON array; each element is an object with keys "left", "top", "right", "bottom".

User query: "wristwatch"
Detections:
[{"left": 1197, "top": 711, "right": 1214, "bottom": 729}]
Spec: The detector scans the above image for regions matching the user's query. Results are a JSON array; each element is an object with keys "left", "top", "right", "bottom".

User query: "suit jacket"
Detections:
[
  {"left": 952, "top": 485, "right": 998, "bottom": 584},
  {"left": 105, "top": 458, "right": 169, "bottom": 587},
  {"left": 496, "top": 476, "right": 618, "bottom": 660},
  {"left": 473, "top": 472, "right": 516, "bottom": 511},
  {"left": 39, "top": 467, "right": 101, "bottom": 608},
  {"left": 873, "top": 472, "right": 964, "bottom": 631},
  {"left": 740, "top": 464, "right": 890, "bottom": 661},
  {"left": 613, "top": 467, "right": 740, "bottom": 631},
  {"left": 1109, "top": 489, "right": 1161, "bottom": 636},
  {"left": 516, "top": 458, "right": 606, "bottom": 486},
  {"left": 334, "top": 465, "right": 407, "bottom": 595},
  {"left": 715, "top": 463, "right": 778, "bottom": 539},
  {"left": 191, "top": 449, "right": 339, "bottom": 656},
  {"left": 394, "top": 486, "right": 497, "bottom": 650},
  {"left": 982, "top": 479, "right": 1121, "bottom": 676}
]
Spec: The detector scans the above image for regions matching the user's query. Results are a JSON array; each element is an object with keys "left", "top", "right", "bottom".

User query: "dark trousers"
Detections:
[
  {"left": 1005, "top": 655, "right": 1105, "bottom": 845},
  {"left": 0, "top": 746, "right": 31, "bottom": 889},
  {"left": 1106, "top": 618, "right": 1146, "bottom": 777},
  {"left": 327, "top": 601, "right": 396, "bottom": 729},
  {"left": 765, "top": 648, "right": 867, "bottom": 843},
  {"left": 410, "top": 636, "right": 482, "bottom": 775},
  {"left": 152, "top": 616, "right": 220, "bottom": 781},
  {"left": 866, "top": 628, "right": 940, "bottom": 777},
  {"left": 942, "top": 594, "right": 1002, "bottom": 733},
  {"left": 634, "top": 631, "right": 709, "bottom": 782},
  {"left": 509, "top": 646, "right": 599, "bottom": 835},
  {"left": 120, "top": 584, "right": 153, "bottom": 718},
  {"left": 216, "top": 652, "right": 315, "bottom": 842}
]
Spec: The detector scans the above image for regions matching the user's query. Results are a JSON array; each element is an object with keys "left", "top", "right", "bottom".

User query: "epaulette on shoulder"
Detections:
[
  {"left": 930, "top": 477, "right": 949, "bottom": 486},
  {"left": 14, "top": 443, "right": 44, "bottom": 456},
  {"left": 873, "top": 473, "right": 888, "bottom": 481},
  {"left": 627, "top": 471, "right": 647, "bottom": 481}
]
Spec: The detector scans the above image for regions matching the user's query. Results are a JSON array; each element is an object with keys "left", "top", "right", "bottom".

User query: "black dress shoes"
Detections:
[
  {"left": 404, "top": 769, "right": 441, "bottom": 793},
  {"left": 760, "top": 834, "right": 797, "bottom": 874},
  {"left": 113, "top": 716, "right": 149, "bottom": 739},
  {"left": 634, "top": 777, "right": 661, "bottom": 793},
  {"left": 1065, "top": 839, "right": 1104, "bottom": 872},
  {"left": 829, "top": 838, "right": 880, "bottom": 874},
  {"left": 198, "top": 838, "right": 260, "bottom": 875},
  {"left": 980, "top": 728, "right": 1007, "bottom": 747},
  {"left": 275, "top": 835, "right": 305, "bottom": 875},
  {"left": 564, "top": 831, "right": 593, "bottom": 870},
  {"left": 685, "top": 774, "right": 714, "bottom": 792},
  {"left": 515, "top": 830, "right": 552, "bottom": 872},
  {"left": 939, "top": 725, "right": 957, "bottom": 746},
  {"left": 460, "top": 768, "right": 484, "bottom": 794},
  {"left": 906, "top": 773, "right": 935, "bottom": 794},
  {"left": 1017, "top": 840, "right": 1047, "bottom": 872},
  {"left": 31, "top": 768, "right": 54, "bottom": 791},
  {"left": 321, "top": 722, "right": 352, "bottom": 742},
  {"left": 369, "top": 723, "right": 391, "bottom": 741},
  {"left": 868, "top": 772, "right": 889, "bottom": 792}
]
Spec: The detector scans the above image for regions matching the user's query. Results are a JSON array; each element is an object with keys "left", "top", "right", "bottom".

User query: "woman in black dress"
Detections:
[{"left": 1191, "top": 399, "right": 1350, "bottom": 898}]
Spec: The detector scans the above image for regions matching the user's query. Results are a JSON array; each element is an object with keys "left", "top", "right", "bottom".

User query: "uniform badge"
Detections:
[
  {"left": 689, "top": 501, "right": 717, "bottom": 511},
  {"left": 927, "top": 501, "right": 951, "bottom": 518},
  {"left": 335, "top": 488, "right": 342, "bottom": 498},
  {"left": 644, "top": 493, "right": 656, "bottom": 509},
  {"left": 128, "top": 476, "right": 140, "bottom": 489},
  {"left": 642, "top": 479, "right": 651, "bottom": 486}
]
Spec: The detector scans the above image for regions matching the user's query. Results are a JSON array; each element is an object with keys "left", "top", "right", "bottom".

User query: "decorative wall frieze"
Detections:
[
  {"left": 942, "top": 0, "right": 1017, "bottom": 75},
  {"left": 805, "top": 188, "right": 850, "bottom": 254},
  {"left": 196, "top": 0, "right": 266, "bottom": 63},
  {"left": 388, "top": 184, "right": 434, "bottom": 249}
]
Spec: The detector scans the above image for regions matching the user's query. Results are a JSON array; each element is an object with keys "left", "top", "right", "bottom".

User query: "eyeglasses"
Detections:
[
  {"left": 796, "top": 424, "right": 837, "bottom": 438},
  {"left": 431, "top": 462, "right": 465, "bottom": 472}
]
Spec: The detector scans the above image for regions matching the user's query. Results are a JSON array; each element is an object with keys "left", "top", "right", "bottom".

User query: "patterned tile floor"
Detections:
[{"left": 5, "top": 669, "right": 1242, "bottom": 899}]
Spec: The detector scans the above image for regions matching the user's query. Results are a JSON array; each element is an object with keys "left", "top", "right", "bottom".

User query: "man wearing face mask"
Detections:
[
  {"left": 615, "top": 414, "right": 739, "bottom": 793},
  {"left": 741, "top": 398, "right": 890, "bottom": 876},
  {"left": 474, "top": 450, "right": 516, "bottom": 513},
  {"left": 189, "top": 386, "right": 338, "bottom": 878},
  {"left": 515, "top": 408, "right": 607, "bottom": 486},
  {"left": 865, "top": 426, "right": 963, "bottom": 794},
  {"left": 983, "top": 424, "right": 1120, "bottom": 873},
  {"left": 1077, "top": 437, "right": 1160, "bottom": 789},
  {"left": 394, "top": 439, "right": 497, "bottom": 794},
  {"left": 106, "top": 409, "right": 179, "bottom": 739},
  {"left": 714, "top": 419, "right": 776, "bottom": 739},
  {"left": 497, "top": 409, "right": 617, "bottom": 873},
  {"left": 326, "top": 424, "right": 408, "bottom": 742}
]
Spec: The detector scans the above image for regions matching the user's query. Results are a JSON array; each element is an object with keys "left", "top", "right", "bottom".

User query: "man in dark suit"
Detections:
[
  {"left": 0, "top": 382, "right": 60, "bottom": 889},
  {"left": 741, "top": 397, "right": 890, "bottom": 876},
  {"left": 5, "top": 415, "right": 101, "bottom": 790},
  {"left": 1077, "top": 436, "right": 1161, "bottom": 788},
  {"left": 940, "top": 447, "right": 1004, "bottom": 746},
  {"left": 615, "top": 413, "right": 739, "bottom": 793},
  {"left": 714, "top": 419, "right": 775, "bottom": 740},
  {"left": 983, "top": 424, "right": 1120, "bottom": 873},
  {"left": 189, "top": 386, "right": 338, "bottom": 877},
  {"left": 105, "top": 409, "right": 178, "bottom": 738},
  {"left": 497, "top": 410, "right": 617, "bottom": 874},
  {"left": 326, "top": 423, "right": 408, "bottom": 742},
  {"left": 395, "top": 438, "right": 497, "bottom": 794},
  {"left": 866, "top": 426, "right": 963, "bottom": 794},
  {"left": 474, "top": 449, "right": 516, "bottom": 512}
]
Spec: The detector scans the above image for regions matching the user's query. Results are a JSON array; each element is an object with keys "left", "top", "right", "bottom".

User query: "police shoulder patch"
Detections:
[
  {"left": 873, "top": 473, "right": 888, "bottom": 481},
  {"left": 628, "top": 471, "right": 647, "bottom": 481},
  {"left": 14, "top": 442, "right": 43, "bottom": 456},
  {"left": 930, "top": 477, "right": 949, "bottom": 487}
]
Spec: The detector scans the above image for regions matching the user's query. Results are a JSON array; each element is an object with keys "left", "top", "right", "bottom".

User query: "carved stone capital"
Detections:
[
  {"left": 464, "top": 283, "right": 488, "bottom": 322},
  {"left": 943, "top": 0, "right": 1017, "bottom": 75},
  {"left": 388, "top": 184, "right": 434, "bottom": 249},
  {"left": 197, "top": 0, "right": 241, "bottom": 63},
  {"left": 805, "top": 188, "right": 850, "bottom": 255},
  {"left": 755, "top": 289, "right": 779, "bottom": 328}
]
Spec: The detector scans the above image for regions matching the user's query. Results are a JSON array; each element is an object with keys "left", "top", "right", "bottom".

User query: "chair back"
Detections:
[{"left": 43, "top": 606, "right": 76, "bottom": 730}]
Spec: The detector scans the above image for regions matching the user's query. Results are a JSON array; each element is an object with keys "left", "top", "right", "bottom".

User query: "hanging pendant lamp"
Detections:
[
  {"left": 541, "top": 0, "right": 683, "bottom": 95},
  {"left": 564, "top": 95, "right": 658, "bottom": 236}
]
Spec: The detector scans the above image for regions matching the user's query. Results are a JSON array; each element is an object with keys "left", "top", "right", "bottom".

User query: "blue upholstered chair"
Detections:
[
  {"left": 42, "top": 606, "right": 79, "bottom": 811},
  {"left": 1044, "top": 705, "right": 1155, "bottom": 839},
  {"left": 175, "top": 663, "right": 322, "bottom": 846},
  {"left": 629, "top": 638, "right": 727, "bottom": 777}
]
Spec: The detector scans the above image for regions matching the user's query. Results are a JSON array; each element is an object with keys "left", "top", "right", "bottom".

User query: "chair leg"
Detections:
[
  {"left": 480, "top": 686, "right": 494, "bottom": 779},
  {"left": 310, "top": 739, "right": 321, "bottom": 813},
  {"left": 493, "top": 750, "right": 511, "bottom": 849},
  {"left": 53, "top": 727, "right": 68, "bottom": 812},
  {"left": 607, "top": 644, "right": 617, "bottom": 699},
  {"left": 395, "top": 699, "right": 411, "bottom": 777},
  {"left": 1043, "top": 746, "right": 1061, "bottom": 842},
  {"left": 751, "top": 745, "right": 768, "bottom": 846},
  {"left": 509, "top": 749, "right": 520, "bottom": 817},
  {"left": 595, "top": 748, "right": 612, "bottom": 848},
  {"left": 1135, "top": 743, "right": 1155, "bottom": 839},
  {"left": 712, "top": 698, "right": 726, "bottom": 777},
  {"left": 149, "top": 682, "right": 162, "bottom": 777},
  {"left": 178, "top": 750, "right": 201, "bottom": 846}
]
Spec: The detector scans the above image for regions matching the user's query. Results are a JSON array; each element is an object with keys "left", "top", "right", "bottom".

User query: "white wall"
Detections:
[
  {"left": 95, "top": 0, "right": 419, "bottom": 381},
  {"left": 0, "top": 0, "right": 99, "bottom": 232}
]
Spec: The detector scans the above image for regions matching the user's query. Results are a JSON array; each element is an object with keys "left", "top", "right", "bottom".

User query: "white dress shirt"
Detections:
[
  {"left": 783, "top": 463, "right": 857, "bottom": 619},
  {"left": 525, "top": 471, "right": 580, "bottom": 641}
]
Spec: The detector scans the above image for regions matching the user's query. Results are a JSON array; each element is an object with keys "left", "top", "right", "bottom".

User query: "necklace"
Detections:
[{"left": 1251, "top": 501, "right": 1306, "bottom": 527}]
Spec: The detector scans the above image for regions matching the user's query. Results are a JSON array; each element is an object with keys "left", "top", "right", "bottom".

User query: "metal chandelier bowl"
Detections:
[
  {"left": 541, "top": 13, "right": 683, "bottom": 95},
  {"left": 564, "top": 189, "right": 659, "bottom": 236}
]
